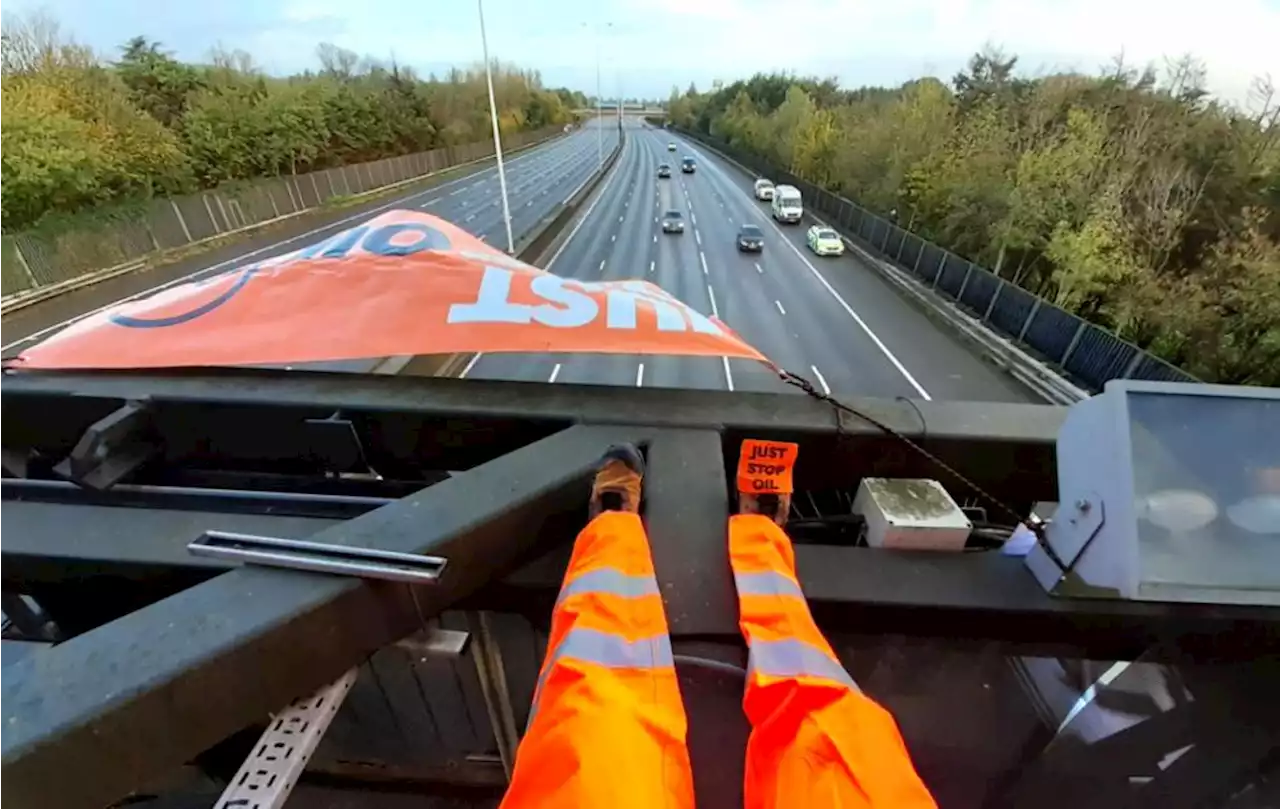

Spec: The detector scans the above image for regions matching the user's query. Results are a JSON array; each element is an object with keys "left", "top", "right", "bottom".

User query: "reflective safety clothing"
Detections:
[
  {"left": 502, "top": 511, "right": 936, "bottom": 809},
  {"left": 729, "top": 514, "right": 937, "bottom": 809},
  {"left": 500, "top": 511, "right": 695, "bottom": 809}
]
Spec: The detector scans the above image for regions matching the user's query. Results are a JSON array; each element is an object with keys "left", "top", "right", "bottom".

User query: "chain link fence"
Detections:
[
  {"left": 2, "top": 126, "right": 564, "bottom": 298},
  {"left": 677, "top": 128, "right": 1197, "bottom": 393}
]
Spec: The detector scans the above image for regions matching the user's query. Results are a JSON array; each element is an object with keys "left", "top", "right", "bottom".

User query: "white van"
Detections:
[{"left": 771, "top": 185, "right": 803, "bottom": 223}]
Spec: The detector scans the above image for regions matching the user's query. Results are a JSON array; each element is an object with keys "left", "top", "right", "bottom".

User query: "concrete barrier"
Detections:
[{"left": 417, "top": 126, "right": 627, "bottom": 378}]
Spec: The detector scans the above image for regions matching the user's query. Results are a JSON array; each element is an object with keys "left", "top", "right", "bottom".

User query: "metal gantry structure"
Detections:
[{"left": 2, "top": 369, "right": 1277, "bottom": 809}]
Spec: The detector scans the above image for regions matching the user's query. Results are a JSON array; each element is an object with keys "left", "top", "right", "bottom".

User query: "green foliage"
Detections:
[
  {"left": 1, "top": 14, "right": 577, "bottom": 230},
  {"left": 679, "top": 55, "right": 1280, "bottom": 386}
]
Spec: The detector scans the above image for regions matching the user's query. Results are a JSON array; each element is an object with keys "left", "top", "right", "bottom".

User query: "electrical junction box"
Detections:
[{"left": 853, "top": 478, "right": 973, "bottom": 551}]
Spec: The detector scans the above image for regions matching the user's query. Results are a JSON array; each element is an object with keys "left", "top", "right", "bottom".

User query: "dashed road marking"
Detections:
[
  {"left": 635, "top": 363, "right": 645, "bottom": 387},
  {"left": 465, "top": 213, "right": 476, "bottom": 222},
  {"left": 611, "top": 234, "right": 617, "bottom": 242},
  {"left": 706, "top": 284, "right": 719, "bottom": 318},
  {"left": 722, "top": 357, "right": 735, "bottom": 391},
  {"left": 775, "top": 300, "right": 786, "bottom": 315},
  {"left": 461, "top": 354, "right": 483, "bottom": 378},
  {"left": 649, "top": 260, "right": 655, "bottom": 274},
  {"left": 549, "top": 363, "right": 562, "bottom": 383},
  {"left": 653, "top": 234, "right": 658, "bottom": 243},
  {"left": 695, "top": 230, "right": 702, "bottom": 246},
  {"left": 599, "top": 259, "right": 606, "bottom": 271},
  {"left": 700, "top": 253, "right": 709, "bottom": 275},
  {"left": 754, "top": 262, "right": 763, "bottom": 274}
]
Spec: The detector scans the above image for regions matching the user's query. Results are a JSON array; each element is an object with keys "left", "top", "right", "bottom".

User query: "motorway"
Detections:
[
  {"left": 4, "top": 116, "right": 1029, "bottom": 402},
  {"left": 468, "top": 118, "right": 1030, "bottom": 402},
  {"left": 2, "top": 122, "right": 621, "bottom": 352}
]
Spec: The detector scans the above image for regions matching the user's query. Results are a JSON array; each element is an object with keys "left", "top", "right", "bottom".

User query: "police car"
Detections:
[{"left": 806, "top": 225, "right": 844, "bottom": 256}]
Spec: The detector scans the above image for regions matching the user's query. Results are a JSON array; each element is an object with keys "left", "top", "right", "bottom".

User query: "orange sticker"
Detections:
[{"left": 737, "top": 440, "right": 799, "bottom": 495}]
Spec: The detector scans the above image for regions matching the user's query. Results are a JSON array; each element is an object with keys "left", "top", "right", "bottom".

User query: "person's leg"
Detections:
[
  {"left": 501, "top": 445, "right": 694, "bottom": 809},
  {"left": 730, "top": 441, "right": 936, "bottom": 809}
]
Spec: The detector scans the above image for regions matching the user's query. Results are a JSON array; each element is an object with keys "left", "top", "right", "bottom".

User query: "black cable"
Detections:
[
  {"left": 776, "top": 368, "right": 1064, "bottom": 566},
  {"left": 895, "top": 395, "right": 928, "bottom": 436}
]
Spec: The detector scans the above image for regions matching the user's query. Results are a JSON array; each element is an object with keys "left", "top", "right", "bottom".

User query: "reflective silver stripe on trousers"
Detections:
[
  {"left": 527, "top": 627, "right": 675, "bottom": 727},
  {"left": 734, "top": 570, "right": 804, "bottom": 598},
  {"left": 747, "top": 638, "right": 859, "bottom": 691},
  {"left": 558, "top": 567, "right": 660, "bottom": 603}
]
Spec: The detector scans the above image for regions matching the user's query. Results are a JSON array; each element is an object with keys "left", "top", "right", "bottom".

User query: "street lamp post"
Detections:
[
  {"left": 595, "top": 27, "right": 602, "bottom": 169},
  {"left": 477, "top": 0, "right": 514, "bottom": 254}
]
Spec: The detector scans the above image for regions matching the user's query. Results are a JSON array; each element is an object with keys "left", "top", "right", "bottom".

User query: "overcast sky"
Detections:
[{"left": 9, "top": 0, "right": 1279, "bottom": 106}]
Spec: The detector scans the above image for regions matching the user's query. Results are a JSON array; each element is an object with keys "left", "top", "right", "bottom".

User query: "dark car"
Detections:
[
  {"left": 736, "top": 224, "right": 764, "bottom": 252},
  {"left": 657, "top": 163, "right": 671, "bottom": 178},
  {"left": 681, "top": 156, "right": 696, "bottom": 173},
  {"left": 661, "top": 210, "right": 685, "bottom": 233}
]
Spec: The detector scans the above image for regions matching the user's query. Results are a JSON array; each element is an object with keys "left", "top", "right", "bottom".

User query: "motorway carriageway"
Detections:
[
  {"left": 467, "top": 118, "right": 1030, "bottom": 402},
  {"left": 1, "top": 122, "right": 621, "bottom": 354},
  {"left": 5, "top": 117, "right": 1028, "bottom": 402}
]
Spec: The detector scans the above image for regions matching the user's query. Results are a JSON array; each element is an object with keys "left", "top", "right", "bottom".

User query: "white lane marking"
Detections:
[
  {"left": 722, "top": 356, "right": 735, "bottom": 391},
  {"left": 691, "top": 213, "right": 697, "bottom": 225},
  {"left": 635, "top": 363, "right": 645, "bottom": 387},
  {"left": 811, "top": 365, "right": 831, "bottom": 395},
  {"left": 465, "top": 213, "right": 476, "bottom": 222},
  {"left": 695, "top": 230, "right": 702, "bottom": 246},
  {"left": 653, "top": 235, "right": 657, "bottom": 243},
  {"left": 525, "top": 200, "right": 532, "bottom": 206},
  {"left": 775, "top": 300, "right": 786, "bottom": 315},
  {"left": 619, "top": 214, "right": 624, "bottom": 222},
  {"left": 611, "top": 234, "right": 617, "bottom": 242},
  {"left": 714, "top": 174, "right": 933, "bottom": 400},
  {"left": 754, "top": 262, "right": 763, "bottom": 274},
  {"left": 770, "top": 227, "right": 932, "bottom": 399},
  {"left": 599, "top": 259, "right": 606, "bottom": 271},
  {"left": 700, "top": 253, "right": 709, "bottom": 276},
  {"left": 654, "top": 217, "right": 658, "bottom": 224},
  {"left": 420, "top": 199, "right": 439, "bottom": 208},
  {"left": 706, "top": 284, "right": 719, "bottom": 318},
  {"left": 549, "top": 363, "right": 562, "bottom": 383},
  {"left": 461, "top": 354, "right": 483, "bottom": 378},
  {"left": 545, "top": 142, "right": 625, "bottom": 269},
  {"left": 451, "top": 188, "right": 466, "bottom": 196},
  {"left": 649, "top": 260, "right": 655, "bottom": 274}
]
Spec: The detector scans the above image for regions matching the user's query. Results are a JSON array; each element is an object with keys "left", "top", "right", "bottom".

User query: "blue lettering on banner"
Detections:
[{"left": 108, "top": 222, "right": 454, "bottom": 329}]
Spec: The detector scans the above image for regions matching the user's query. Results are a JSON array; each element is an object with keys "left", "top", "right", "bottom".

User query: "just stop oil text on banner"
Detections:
[{"left": 15, "top": 210, "right": 772, "bottom": 371}]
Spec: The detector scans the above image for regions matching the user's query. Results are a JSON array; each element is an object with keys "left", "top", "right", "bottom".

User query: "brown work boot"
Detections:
[
  {"left": 738, "top": 491, "right": 792, "bottom": 527},
  {"left": 589, "top": 443, "right": 645, "bottom": 518},
  {"left": 736, "top": 439, "right": 797, "bottom": 527}
]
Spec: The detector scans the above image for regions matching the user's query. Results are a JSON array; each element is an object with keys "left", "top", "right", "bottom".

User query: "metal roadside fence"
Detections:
[
  {"left": 678, "top": 129, "right": 1197, "bottom": 393},
  {"left": 1, "top": 125, "right": 565, "bottom": 298}
]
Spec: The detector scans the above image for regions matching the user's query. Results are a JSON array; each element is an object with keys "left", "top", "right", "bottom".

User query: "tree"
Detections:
[{"left": 672, "top": 53, "right": 1278, "bottom": 385}]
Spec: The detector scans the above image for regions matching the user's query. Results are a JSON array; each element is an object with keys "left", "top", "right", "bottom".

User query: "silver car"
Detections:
[{"left": 661, "top": 210, "right": 685, "bottom": 233}]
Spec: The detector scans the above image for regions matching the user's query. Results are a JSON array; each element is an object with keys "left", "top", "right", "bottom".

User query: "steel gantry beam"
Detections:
[{"left": 3, "top": 369, "right": 1277, "bottom": 809}]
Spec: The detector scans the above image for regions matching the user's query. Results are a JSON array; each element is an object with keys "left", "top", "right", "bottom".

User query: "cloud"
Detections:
[{"left": 5, "top": 0, "right": 1276, "bottom": 102}]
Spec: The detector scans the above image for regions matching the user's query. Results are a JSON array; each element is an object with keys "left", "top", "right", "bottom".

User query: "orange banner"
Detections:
[{"left": 14, "top": 210, "right": 771, "bottom": 371}]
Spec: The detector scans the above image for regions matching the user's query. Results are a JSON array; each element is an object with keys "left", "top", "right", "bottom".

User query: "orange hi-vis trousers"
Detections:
[{"left": 501, "top": 511, "right": 937, "bottom": 809}]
